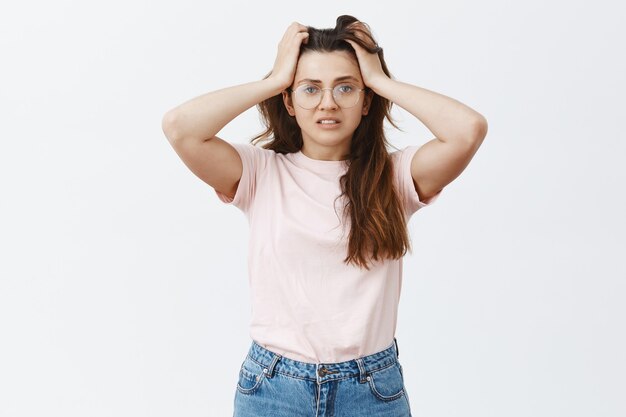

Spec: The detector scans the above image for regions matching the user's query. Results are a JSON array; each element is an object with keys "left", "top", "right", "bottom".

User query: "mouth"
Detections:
[{"left": 316, "top": 118, "right": 341, "bottom": 125}]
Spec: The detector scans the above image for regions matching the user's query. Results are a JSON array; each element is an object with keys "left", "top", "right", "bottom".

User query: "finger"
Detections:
[
  {"left": 289, "top": 21, "right": 308, "bottom": 32},
  {"left": 290, "top": 32, "right": 308, "bottom": 45},
  {"left": 281, "top": 27, "right": 307, "bottom": 46},
  {"left": 345, "top": 39, "right": 362, "bottom": 52},
  {"left": 282, "top": 22, "right": 305, "bottom": 39}
]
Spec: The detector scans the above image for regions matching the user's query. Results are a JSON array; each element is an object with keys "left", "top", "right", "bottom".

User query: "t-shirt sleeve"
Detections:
[
  {"left": 392, "top": 144, "right": 443, "bottom": 217},
  {"left": 214, "top": 142, "right": 264, "bottom": 213}
]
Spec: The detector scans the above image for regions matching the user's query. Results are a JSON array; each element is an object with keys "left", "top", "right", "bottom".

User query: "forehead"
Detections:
[{"left": 294, "top": 50, "right": 361, "bottom": 84}]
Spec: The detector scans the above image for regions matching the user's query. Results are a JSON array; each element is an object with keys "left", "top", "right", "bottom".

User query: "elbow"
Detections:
[
  {"left": 161, "top": 110, "right": 181, "bottom": 144},
  {"left": 469, "top": 115, "right": 488, "bottom": 144}
]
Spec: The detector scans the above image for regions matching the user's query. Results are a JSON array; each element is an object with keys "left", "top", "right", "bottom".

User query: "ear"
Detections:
[
  {"left": 282, "top": 90, "right": 296, "bottom": 116},
  {"left": 362, "top": 89, "right": 374, "bottom": 116}
]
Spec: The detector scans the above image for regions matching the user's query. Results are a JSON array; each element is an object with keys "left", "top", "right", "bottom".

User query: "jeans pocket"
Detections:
[
  {"left": 236, "top": 357, "right": 266, "bottom": 395},
  {"left": 367, "top": 362, "right": 406, "bottom": 402}
]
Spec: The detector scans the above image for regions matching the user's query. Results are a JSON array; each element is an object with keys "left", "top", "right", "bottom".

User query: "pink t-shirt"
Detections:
[{"left": 215, "top": 143, "right": 441, "bottom": 363}]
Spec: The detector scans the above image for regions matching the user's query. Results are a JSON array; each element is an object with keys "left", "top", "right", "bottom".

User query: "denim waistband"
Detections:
[{"left": 245, "top": 338, "right": 401, "bottom": 384}]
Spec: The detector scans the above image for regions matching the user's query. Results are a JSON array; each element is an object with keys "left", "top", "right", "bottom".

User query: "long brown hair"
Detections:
[{"left": 251, "top": 15, "right": 412, "bottom": 270}]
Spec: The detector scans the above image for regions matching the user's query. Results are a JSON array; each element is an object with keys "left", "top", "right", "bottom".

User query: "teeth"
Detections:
[{"left": 319, "top": 120, "right": 338, "bottom": 124}]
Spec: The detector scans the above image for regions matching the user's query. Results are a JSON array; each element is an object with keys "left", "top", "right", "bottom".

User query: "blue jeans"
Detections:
[{"left": 233, "top": 338, "right": 412, "bottom": 417}]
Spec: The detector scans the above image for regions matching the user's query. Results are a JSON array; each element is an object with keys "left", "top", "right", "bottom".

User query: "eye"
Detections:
[
  {"left": 300, "top": 85, "right": 320, "bottom": 95},
  {"left": 336, "top": 84, "right": 355, "bottom": 93}
]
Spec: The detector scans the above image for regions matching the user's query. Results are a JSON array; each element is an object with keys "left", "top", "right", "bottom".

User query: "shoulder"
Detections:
[
  {"left": 229, "top": 142, "right": 279, "bottom": 170},
  {"left": 388, "top": 145, "right": 420, "bottom": 169}
]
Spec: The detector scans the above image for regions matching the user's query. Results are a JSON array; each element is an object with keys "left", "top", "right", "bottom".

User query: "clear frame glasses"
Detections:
[{"left": 289, "top": 83, "right": 366, "bottom": 109}]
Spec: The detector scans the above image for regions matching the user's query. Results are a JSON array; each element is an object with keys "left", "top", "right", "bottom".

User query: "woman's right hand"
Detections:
[{"left": 268, "top": 22, "right": 309, "bottom": 91}]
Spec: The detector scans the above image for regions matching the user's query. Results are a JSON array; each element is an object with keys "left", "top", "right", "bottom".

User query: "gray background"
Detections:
[{"left": 1, "top": 0, "right": 624, "bottom": 416}]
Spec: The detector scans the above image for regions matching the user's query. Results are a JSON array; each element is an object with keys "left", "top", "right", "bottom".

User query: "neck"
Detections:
[{"left": 301, "top": 142, "right": 350, "bottom": 161}]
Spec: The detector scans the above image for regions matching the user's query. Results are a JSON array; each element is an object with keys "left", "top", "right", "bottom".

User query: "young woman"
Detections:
[{"left": 162, "top": 15, "right": 487, "bottom": 417}]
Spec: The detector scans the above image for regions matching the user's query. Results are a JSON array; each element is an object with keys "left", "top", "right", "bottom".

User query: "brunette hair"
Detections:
[{"left": 251, "top": 15, "right": 412, "bottom": 270}]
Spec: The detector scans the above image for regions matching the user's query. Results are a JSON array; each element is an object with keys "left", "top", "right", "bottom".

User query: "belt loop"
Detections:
[
  {"left": 394, "top": 337, "right": 400, "bottom": 359},
  {"left": 355, "top": 357, "right": 368, "bottom": 384},
  {"left": 263, "top": 352, "right": 282, "bottom": 378}
]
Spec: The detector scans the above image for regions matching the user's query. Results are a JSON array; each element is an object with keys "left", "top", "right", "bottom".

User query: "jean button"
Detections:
[{"left": 318, "top": 367, "right": 327, "bottom": 377}]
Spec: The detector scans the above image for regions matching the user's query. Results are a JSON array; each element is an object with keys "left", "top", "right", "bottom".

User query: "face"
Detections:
[{"left": 282, "top": 50, "right": 373, "bottom": 156}]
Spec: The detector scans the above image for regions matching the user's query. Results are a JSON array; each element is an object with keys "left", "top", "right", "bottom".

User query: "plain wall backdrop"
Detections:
[{"left": 1, "top": 0, "right": 624, "bottom": 416}]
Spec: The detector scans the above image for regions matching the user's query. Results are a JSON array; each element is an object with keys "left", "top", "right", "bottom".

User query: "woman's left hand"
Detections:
[{"left": 344, "top": 32, "right": 388, "bottom": 88}]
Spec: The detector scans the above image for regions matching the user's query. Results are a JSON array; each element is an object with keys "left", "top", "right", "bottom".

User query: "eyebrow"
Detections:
[{"left": 296, "top": 75, "right": 360, "bottom": 84}]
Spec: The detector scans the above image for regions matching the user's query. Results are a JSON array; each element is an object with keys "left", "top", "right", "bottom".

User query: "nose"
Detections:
[{"left": 318, "top": 88, "right": 338, "bottom": 110}]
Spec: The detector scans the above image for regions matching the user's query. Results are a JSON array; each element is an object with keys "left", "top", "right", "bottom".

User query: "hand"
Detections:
[
  {"left": 344, "top": 23, "right": 388, "bottom": 88},
  {"left": 268, "top": 22, "right": 309, "bottom": 91}
]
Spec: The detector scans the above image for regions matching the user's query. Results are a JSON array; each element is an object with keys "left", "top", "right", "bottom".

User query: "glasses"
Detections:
[{"left": 289, "top": 83, "right": 366, "bottom": 109}]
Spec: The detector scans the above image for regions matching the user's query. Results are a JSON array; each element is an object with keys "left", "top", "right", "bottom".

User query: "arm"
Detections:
[
  {"left": 160, "top": 78, "right": 285, "bottom": 198},
  {"left": 345, "top": 29, "right": 488, "bottom": 203},
  {"left": 161, "top": 22, "right": 310, "bottom": 198},
  {"left": 162, "top": 21, "right": 310, "bottom": 145},
  {"left": 161, "top": 78, "right": 284, "bottom": 145},
  {"left": 368, "top": 77, "right": 488, "bottom": 202}
]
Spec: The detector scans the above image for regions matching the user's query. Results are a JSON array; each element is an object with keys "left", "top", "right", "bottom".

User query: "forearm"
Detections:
[
  {"left": 162, "top": 77, "right": 284, "bottom": 144},
  {"left": 369, "top": 76, "right": 487, "bottom": 144}
]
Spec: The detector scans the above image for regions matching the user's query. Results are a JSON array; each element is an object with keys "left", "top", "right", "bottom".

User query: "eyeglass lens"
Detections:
[{"left": 293, "top": 84, "right": 362, "bottom": 109}]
